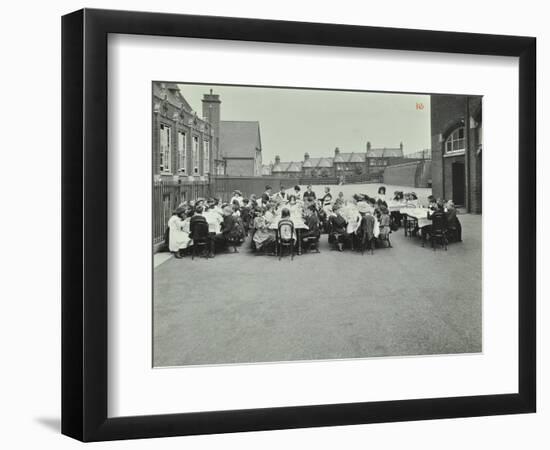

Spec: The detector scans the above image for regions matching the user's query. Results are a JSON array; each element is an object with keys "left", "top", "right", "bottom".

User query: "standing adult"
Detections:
[
  {"left": 321, "top": 186, "right": 333, "bottom": 208},
  {"left": 293, "top": 185, "right": 302, "bottom": 200},
  {"left": 230, "top": 190, "right": 244, "bottom": 207},
  {"left": 274, "top": 185, "right": 287, "bottom": 203},
  {"left": 261, "top": 185, "right": 273, "bottom": 206},
  {"left": 302, "top": 185, "right": 317, "bottom": 203}
]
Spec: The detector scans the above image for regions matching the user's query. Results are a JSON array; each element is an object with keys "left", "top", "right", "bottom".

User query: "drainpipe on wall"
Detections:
[{"left": 440, "top": 134, "right": 445, "bottom": 200}]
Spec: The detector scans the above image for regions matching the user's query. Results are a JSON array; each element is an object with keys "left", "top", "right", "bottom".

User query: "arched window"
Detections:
[{"left": 445, "top": 127, "right": 465, "bottom": 153}]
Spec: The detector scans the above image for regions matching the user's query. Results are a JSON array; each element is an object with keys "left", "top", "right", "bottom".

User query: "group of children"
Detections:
[
  {"left": 164, "top": 184, "right": 463, "bottom": 258},
  {"left": 165, "top": 184, "right": 399, "bottom": 258}
]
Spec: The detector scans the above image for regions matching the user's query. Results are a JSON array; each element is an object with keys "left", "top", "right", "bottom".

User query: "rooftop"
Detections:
[{"left": 220, "top": 121, "right": 262, "bottom": 158}]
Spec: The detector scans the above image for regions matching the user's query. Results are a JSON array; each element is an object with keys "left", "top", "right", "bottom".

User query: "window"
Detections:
[
  {"left": 192, "top": 136, "right": 199, "bottom": 175},
  {"left": 159, "top": 124, "right": 171, "bottom": 173},
  {"left": 445, "top": 127, "right": 466, "bottom": 153},
  {"left": 203, "top": 140, "right": 210, "bottom": 174},
  {"left": 177, "top": 131, "right": 186, "bottom": 174}
]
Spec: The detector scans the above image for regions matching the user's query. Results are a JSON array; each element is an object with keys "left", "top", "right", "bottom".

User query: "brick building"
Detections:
[
  {"left": 365, "top": 142, "right": 405, "bottom": 176},
  {"left": 153, "top": 82, "right": 218, "bottom": 179},
  {"left": 430, "top": 95, "right": 482, "bottom": 213},
  {"left": 220, "top": 121, "right": 263, "bottom": 176}
]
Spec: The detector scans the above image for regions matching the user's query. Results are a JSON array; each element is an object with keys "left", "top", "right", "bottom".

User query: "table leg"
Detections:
[{"left": 297, "top": 229, "right": 302, "bottom": 255}]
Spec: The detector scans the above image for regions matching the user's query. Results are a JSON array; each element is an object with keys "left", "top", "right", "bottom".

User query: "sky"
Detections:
[{"left": 178, "top": 83, "right": 431, "bottom": 165}]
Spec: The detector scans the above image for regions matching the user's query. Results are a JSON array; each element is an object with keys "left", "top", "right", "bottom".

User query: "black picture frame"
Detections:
[{"left": 62, "top": 8, "right": 536, "bottom": 442}]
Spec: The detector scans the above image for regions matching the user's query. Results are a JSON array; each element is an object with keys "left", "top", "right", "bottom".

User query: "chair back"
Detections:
[
  {"left": 191, "top": 220, "right": 210, "bottom": 242},
  {"left": 431, "top": 213, "right": 447, "bottom": 235},
  {"left": 278, "top": 220, "right": 294, "bottom": 243}
]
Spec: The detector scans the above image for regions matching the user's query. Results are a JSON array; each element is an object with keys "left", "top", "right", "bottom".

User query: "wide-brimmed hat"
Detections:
[
  {"left": 357, "top": 202, "right": 369, "bottom": 214},
  {"left": 223, "top": 206, "right": 234, "bottom": 216}
]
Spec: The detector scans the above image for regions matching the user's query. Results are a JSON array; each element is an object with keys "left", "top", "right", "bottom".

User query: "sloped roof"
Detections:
[
  {"left": 301, "top": 157, "right": 334, "bottom": 168},
  {"left": 272, "top": 161, "right": 303, "bottom": 172},
  {"left": 220, "top": 121, "right": 262, "bottom": 158},
  {"left": 366, "top": 147, "right": 403, "bottom": 158},
  {"left": 153, "top": 82, "right": 193, "bottom": 112},
  {"left": 271, "top": 162, "right": 288, "bottom": 172},
  {"left": 286, "top": 161, "right": 303, "bottom": 172},
  {"left": 317, "top": 157, "right": 334, "bottom": 168},
  {"left": 341, "top": 152, "right": 366, "bottom": 163}
]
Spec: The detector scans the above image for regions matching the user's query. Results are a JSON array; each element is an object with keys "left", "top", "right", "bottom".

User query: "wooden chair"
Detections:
[
  {"left": 429, "top": 214, "right": 448, "bottom": 251},
  {"left": 277, "top": 219, "right": 295, "bottom": 261},
  {"left": 190, "top": 221, "right": 210, "bottom": 260},
  {"left": 301, "top": 232, "right": 320, "bottom": 253},
  {"left": 403, "top": 215, "right": 418, "bottom": 237}
]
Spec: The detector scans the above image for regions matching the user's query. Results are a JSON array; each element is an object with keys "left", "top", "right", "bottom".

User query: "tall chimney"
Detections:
[
  {"left": 202, "top": 90, "right": 222, "bottom": 171},
  {"left": 275, "top": 155, "right": 281, "bottom": 164},
  {"left": 334, "top": 147, "right": 340, "bottom": 156},
  {"left": 400, "top": 142, "right": 403, "bottom": 151},
  {"left": 304, "top": 152, "right": 310, "bottom": 160}
]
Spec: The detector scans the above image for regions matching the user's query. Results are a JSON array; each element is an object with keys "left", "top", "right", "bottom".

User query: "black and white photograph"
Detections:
[
  {"left": 2, "top": 0, "right": 544, "bottom": 447},
  {"left": 152, "top": 82, "right": 483, "bottom": 367}
]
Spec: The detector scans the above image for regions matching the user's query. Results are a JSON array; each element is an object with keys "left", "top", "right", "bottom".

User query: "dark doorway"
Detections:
[{"left": 452, "top": 162, "right": 465, "bottom": 206}]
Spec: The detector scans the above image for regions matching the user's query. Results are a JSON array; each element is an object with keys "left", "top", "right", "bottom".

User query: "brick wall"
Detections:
[
  {"left": 431, "top": 95, "right": 482, "bottom": 213},
  {"left": 383, "top": 160, "right": 432, "bottom": 188},
  {"left": 431, "top": 95, "right": 466, "bottom": 201},
  {"left": 225, "top": 159, "right": 255, "bottom": 176},
  {"left": 383, "top": 162, "right": 420, "bottom": 187}
]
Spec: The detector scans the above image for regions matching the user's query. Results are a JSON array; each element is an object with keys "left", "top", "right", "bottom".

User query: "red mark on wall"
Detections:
[{"left": 416, "top": 102, "right": 425, "bottom": 110}]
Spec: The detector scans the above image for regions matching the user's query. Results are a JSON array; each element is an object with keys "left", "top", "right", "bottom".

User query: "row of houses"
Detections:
[{"left": 262, "top": 143, "right": 408, "bottom": 178}]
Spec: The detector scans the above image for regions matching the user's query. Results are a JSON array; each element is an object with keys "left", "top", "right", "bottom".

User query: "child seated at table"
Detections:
[
  {"left": 252, "top": 208, "right": 275, "bottom": 253},
  {"left": 301, "top": 204, "right": 321, "bottom": 252},
  {"left": 278, "top": 207, "right": 296, "bottom": 241}
]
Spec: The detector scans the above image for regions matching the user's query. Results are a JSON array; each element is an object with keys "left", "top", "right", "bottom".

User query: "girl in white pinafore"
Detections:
[{"left": 168, "top": 209, "right": 192, "bottom": 256}]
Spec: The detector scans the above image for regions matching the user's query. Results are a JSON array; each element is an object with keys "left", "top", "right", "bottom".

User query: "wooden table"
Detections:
[{"left": 400, "top": 208, "right": 431, "bottom": 236}]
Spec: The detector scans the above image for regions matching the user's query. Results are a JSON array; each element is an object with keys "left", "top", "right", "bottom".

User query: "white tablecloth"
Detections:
[{"left": 400, "top": 208, "right": 431, "bottom": 228}]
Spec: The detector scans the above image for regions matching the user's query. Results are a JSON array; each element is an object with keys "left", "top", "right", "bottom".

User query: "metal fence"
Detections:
[
  {"left": 153, "top": 179, "right": 211, "bottom": 245},
  {"left": 343, "top": 173, "right": 383, "bottom": 184},
  {"left": 153, "top": 173, "right": 383, "bottom": 246}
]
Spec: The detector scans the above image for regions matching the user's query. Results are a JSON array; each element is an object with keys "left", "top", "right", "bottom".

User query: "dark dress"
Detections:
[
  {"left": 302, "top": 213, "right": 321, "bottom": 239},
  {"left": 222, "top": 215, "right": 245, "bottom": 244},
  {"left": 446, "top": 209, "right": 462, "bottom": 242},
  {"left": 328, "top": 214, "right": 347, "bottom": 245}
]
